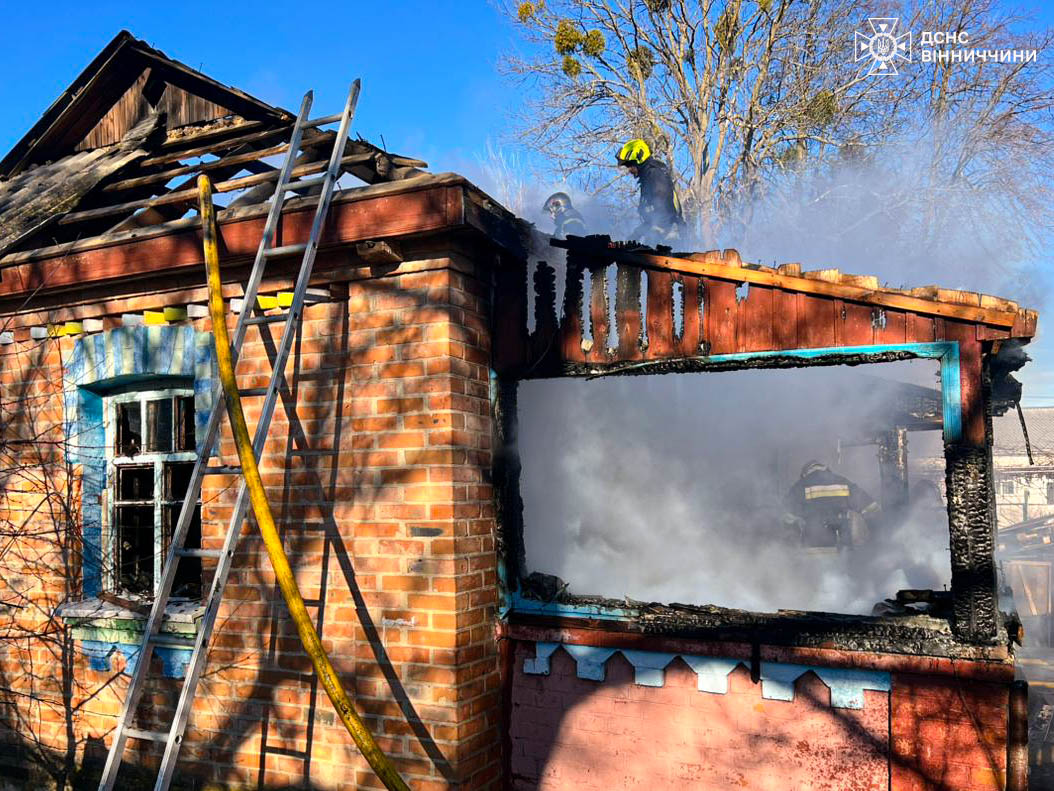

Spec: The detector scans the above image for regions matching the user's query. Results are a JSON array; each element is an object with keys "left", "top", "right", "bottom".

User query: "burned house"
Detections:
[{"left": 0, "top": 30, "right": 1042, "bottom": 791}]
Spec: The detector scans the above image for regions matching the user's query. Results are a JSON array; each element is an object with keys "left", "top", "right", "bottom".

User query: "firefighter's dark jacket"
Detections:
[
  {"left": 784, "top": 468, "right": 878, "bottom": 522},
  {"left": 553, "top": 207, "right": 586, "bottom": 239},
  {"left": 635, "top": 158, "right": 681, "bottom": 229}
]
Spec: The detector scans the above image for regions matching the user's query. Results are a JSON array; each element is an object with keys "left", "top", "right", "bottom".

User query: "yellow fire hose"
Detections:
[{"left": 197, "top": 175, "right": 411, "bottom": 791}]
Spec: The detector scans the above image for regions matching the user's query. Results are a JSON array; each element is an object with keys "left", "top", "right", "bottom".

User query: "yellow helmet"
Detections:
[{"left": 617, "top": 139, "right": 651, "bottom": 166}]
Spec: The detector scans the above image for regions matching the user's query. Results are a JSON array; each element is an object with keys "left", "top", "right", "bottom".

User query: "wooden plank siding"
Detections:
[
  {"left": 76, "top": 74, "right": 234, "bottom": 152},
  {"left": 493, "top": 258, "right": 1037, "bottom": 421}
]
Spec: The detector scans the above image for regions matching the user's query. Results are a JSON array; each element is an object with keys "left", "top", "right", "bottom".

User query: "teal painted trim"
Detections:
[
  {"left": 700, "top": 342, "right": 962, "bottom": 442},
  {"left": 492, "top": 368, "right": 513, "bottom": 620},
  {"left": 701, "top": 341, "right": 953, "bottom": 363},
  {"left": 510, "top": 592, "right": 637, "bottom": 620},
  {"left": 938, "top": 343, "right": 962, "bottom": 443}
]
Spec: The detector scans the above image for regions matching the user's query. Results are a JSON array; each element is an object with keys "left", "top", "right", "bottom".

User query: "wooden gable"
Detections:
[{"left": 75, "top": 69, "right": 236, "bottom": 152}]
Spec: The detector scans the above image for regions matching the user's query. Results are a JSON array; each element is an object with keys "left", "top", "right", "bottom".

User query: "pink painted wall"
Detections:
[{"left": 509, "top": 643, "right": 889, "bottom": 790}]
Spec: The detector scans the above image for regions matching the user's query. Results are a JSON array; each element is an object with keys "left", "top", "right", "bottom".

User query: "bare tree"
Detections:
[{"left": 502, "top": 0, "right": 1054, "bottom": 253}]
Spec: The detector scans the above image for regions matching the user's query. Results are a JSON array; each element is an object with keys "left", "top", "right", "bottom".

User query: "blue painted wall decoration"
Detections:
[
  {"left": 61, "top": 326, "right": 216, "bottom": 678},
  {"left": 523, "top": 641, "right": 891, "bottom": 710},
  {"left": 79, "top": 638, "right": 192, "bottom": 679}
]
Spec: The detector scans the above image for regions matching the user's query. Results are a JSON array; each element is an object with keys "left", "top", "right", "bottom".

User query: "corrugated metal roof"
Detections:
[{"left": 994, "top": 407, "right": 1054, "bottom": 460}]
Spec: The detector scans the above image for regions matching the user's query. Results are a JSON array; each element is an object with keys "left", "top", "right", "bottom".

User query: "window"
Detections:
[
  {"left": 1047, "top": 479, "right": 1054, "bottom": 505},
  {"left": 106, "top": 388, "right": 200, "bottom": 600},
  {"left": 1000, "top": 478, "right": 1016, "bottom": 496}
]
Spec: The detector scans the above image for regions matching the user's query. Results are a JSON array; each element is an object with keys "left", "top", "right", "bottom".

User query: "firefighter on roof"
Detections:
[
  {"left": 616, "top": 138, "right": 685, "bottom": 246},
  {"left": 542, "top": 192, "right": 587, "bottom": 239},
  {"left": 782, "top": 460, "right": 881, "bottom": 548}
]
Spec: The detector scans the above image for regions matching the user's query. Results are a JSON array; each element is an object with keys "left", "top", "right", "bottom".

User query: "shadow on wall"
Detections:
[
  {"left": 0, "top": 271, "right": 474, "bottom": 788},
  {"left": 70, "top": 734, "right": 355, "bottom": 791},
  {"left": 507, "top": 643, "right": 1009, "bottom": 790}
]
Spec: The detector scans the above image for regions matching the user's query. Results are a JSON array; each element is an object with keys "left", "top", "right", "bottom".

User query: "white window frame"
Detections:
[{"left": 103, "top": 386, "right": 197, "bottom": 599}]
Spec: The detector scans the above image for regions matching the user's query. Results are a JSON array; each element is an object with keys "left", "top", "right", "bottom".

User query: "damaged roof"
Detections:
[
  {"left": 0, "top": 31, "right": 429, "bottom": 261},
  {"left": 0, "top": 30, "right": 290, "bottom": 178}
]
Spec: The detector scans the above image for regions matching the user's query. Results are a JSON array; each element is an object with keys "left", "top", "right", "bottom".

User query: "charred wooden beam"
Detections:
[
  {"left": 140, "top": 123, "right": 292, "bottom": 167},
  {"left": 102, "top": 140, "right": 295, "bottom": 193},
  {"left": 57, "top": 153, "right": 372, "bottom": 226},
  {"left": 551, "top": 237, "right": 1024, "bottom": 329}
]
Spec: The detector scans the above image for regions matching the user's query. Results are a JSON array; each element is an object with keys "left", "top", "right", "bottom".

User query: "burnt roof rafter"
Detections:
[{"left": 0, "top": 32, "right": 430, "bottom": 258}]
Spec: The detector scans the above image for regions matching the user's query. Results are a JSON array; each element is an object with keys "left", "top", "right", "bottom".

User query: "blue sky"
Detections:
[{"left": 1, "top": 1, "right": 1052, "bottom": 400}]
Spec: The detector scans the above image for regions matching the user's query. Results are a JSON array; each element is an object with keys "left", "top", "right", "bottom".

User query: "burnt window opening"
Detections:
[
  {"left": 108, "top": 388, "right": 200, "bottom": 600},
  {"left": 514, "top": 360, "right": 951, "bottom": 617}
]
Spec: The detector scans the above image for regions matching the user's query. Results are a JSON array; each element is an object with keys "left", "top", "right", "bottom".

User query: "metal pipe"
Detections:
[{"left": 1007, "top": 679, "right": 1029, "bottom": 791}]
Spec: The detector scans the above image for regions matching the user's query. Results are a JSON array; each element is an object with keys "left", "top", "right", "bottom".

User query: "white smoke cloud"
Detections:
[{"left": 518, "top": 363, "right": 953, "bottom": 616}]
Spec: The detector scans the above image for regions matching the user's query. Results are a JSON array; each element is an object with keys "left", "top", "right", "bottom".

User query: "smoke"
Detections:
[
  {"left": 472, "top": 128, "right": 1048, "bottom": 616},
  {"left": 517, "top": 362, "right": 953, "bottom": 616},
  {"left": 728, "top": 140, "right": 1051, "bottom": 306}
]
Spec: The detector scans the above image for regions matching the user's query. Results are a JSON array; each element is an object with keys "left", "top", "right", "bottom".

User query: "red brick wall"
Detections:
[
  {"left": 0, "top": 254, "right": 501, "bottom": 790},
  {"left": 509, "top": 639, "right": 1013, "bottom": 791},
  {"left": 891, "top": 673, "right": 1008, "bottom": 791}
]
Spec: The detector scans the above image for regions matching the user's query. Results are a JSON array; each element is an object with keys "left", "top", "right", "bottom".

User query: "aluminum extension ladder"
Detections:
[{"left": 97, "top": 80, "right": 361, "bottom": 791}]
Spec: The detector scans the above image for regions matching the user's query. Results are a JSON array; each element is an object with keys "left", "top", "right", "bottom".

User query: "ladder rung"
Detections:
[
  {"left": 285, "top": 174, "right": 325, "bottom": 191},
  {"left": 263, "top": 745, "right": 309, "bottom": 759},
  {"left": 263, "top": 243, "right": 308, "bottom": 258},
  {"left": 245, "top": 313, "right": 290, "bottom": 326},
  {"left": 203, "top": 465, "right": 241, "bottom": 475},
  {"left": 239, "top": 387, "right": 269, "bottom": 397},
  {"left": 148, "top": 633, "right": 196, "bottom": 649},
  {"left": 304, "top": 113, "right": 343, "bottom": 127},
  {"left": 174, "top": 548, "right": 222, "bottom": 558},
  {"left": 125, "top": 727, "right": 168, "bottom": 742}
]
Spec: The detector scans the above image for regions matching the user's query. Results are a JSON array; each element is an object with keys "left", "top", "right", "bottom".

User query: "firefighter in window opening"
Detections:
[
  {"left": 782, "top": 460, "right": 881, "bottom": 548},
  {"left": 542, "top": 192, "right": 587, "bottom": 239},
  {"left": 616, "top": 138, "right": 686, "bottom": 247}
]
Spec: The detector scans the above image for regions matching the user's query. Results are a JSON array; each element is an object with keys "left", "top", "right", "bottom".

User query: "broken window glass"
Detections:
[
  {"left": 108, "top": 389, "right": 199, "bottom": 599},
  {"left": 116, "top": 505, "right": 154, "bottom": 596},
  {"left": 115, "top": 401, "right": 142, "bottom": 456},
  {"left": 165, "top": 461, "right": 194, "bottom": 500},
  {"left": 177, "top": 395, "right": 195, "bottom": 452},
  {"left": 516, "top": 360, "right": 952, "bottom": 616},
  {"left": 146, "top": 398, "right": 174, "bottom": 452},
  {"left": 117, "top": 465, "right": 153, "bottom": 501},
  {"left": 163, "top": 503, "right": 202, "bottom": 599}
]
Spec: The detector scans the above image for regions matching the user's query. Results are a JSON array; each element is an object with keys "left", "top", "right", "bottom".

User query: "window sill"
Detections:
[{"left": 57, "top": 597, "right": 205, "bottom": 678}]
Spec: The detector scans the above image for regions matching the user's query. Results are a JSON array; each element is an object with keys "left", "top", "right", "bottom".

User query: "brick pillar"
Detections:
[{"left": 189, "top": 257, "right": 500, "bottom": 790}]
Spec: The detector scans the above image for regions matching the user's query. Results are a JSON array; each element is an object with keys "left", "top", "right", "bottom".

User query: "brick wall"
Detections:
[
  {"left": 509, "top": 638, "right": 1012, "bottom": 791},
  {"left": 891, "top": 673, "right": 1008, "bottom": 791},
  {"left": 0, "top": 254, "right": 501, "bottom": 790}
]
